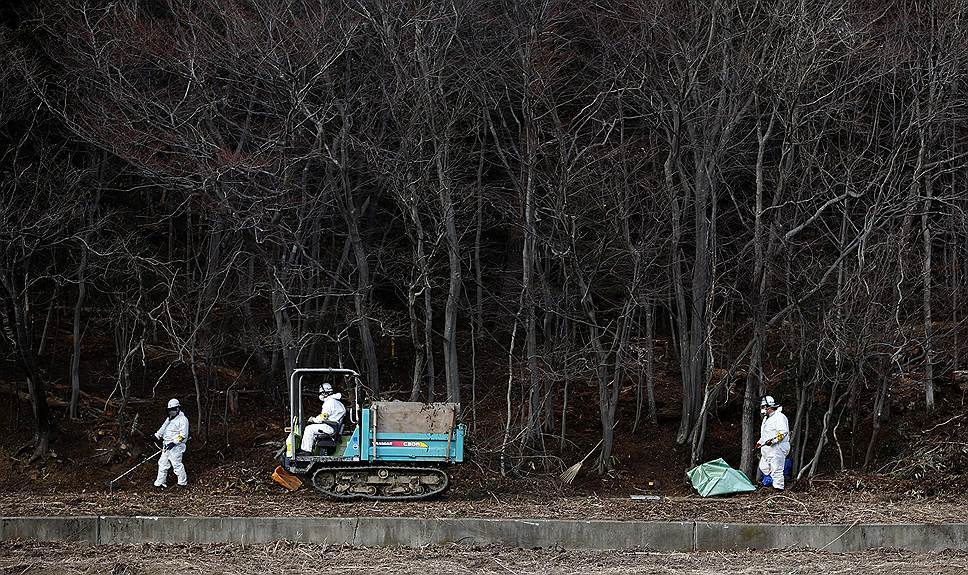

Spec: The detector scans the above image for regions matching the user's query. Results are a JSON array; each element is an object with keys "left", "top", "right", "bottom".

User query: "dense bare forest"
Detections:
[{"left": 1, "top": 0, "right": 967, "bottom": 484}]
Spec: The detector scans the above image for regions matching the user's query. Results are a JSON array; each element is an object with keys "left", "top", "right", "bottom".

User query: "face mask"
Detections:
[
  {"left": 319, "top": 394, "right": 327, "bottom": 401},
  {"left": 760, "top": 408, "right": 768, "bottom": 417}
]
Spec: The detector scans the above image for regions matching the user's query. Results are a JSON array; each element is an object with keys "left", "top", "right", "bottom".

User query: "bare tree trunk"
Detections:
[
  {"left": 540, "top": 259, "right": 557, "bottom": 434},
  {"left": 665, "top": 144, "right": 693, "bottom": 444},
  {"left": 271, "top": 266, "right": 297, "bottom": 397},
  {"left": 501, "top": 312, "right": 519, "bottom": 477},
  {"left": 69, "top": 172, "right": 103, "bottom": 418},
  {"left": 339, "top": 105, "right": 380, "bottom": 396},
  {"left": 407, "top": 285, "right": 425, "bottom": 402},
  {"left": 634, "top": 300, "right": 657, "bottom": 433},
  {"left": 953, "top": 218, "right": 962, "bottom": 372},
  {"left": 521, "top": 109, "right": 540, "bottom": 443},
  {"left": 1, "top": 271, "right": 51, "bottom": 464},
  {"left": 683, "top": 167, "right": 717, "bottom": 451},
  {"left": 864, "top": 358, "right": 893, "bottom": 470},
  {"left": 423, "top": 279, "right": 436, "bottom": 403},
  {"left": 471, "top": 129, "right": 485, "bottom": 427},
  {"left": 438, "top": 169, "right": 462, "bottom": 404},
  {"left": 474, "top": 128, "right": 484, "bottom": 333},
  {"left": 644, "top": 301, "right": 657, "bottom": 425},
  {"left": 36, "top": 284, "right": 57, "bottom": 358},
  {"left": 594, "top": 299, "right": 633, "bottom": 474},
  {"left": 413, "top": 205, "right": 436, "bottom": 402},
  {"left": 633, "top": 307, "right": 645, "bottom": 434},
  {"left": 69, "top": 247, "right": 87, "bottom": 419},
  {"left": 469, "top": 289, "right": 478, "bottom": 431},
  {"left": 427, "top": 118, "right": 462, "bottom": 404},
  {"left": 790, "top": 355, "right": 816, "bottom": 478},
  {"left": 242, "top": 256, "right": 274, "bottom": 400},
  {"left": 347, "top": 219, "right": 379, "bottom": 396},
  {"left": 921, "top": 176, "right": 935, "bottom": 411},
  {"left": 740, "top": 108, "right": 777, "bottom": 477},
  {"left": 406, "top": 202, "right": 431, "bottom": 402}
]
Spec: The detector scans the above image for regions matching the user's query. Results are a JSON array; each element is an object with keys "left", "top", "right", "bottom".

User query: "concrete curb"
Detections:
[
  {"left": 2, "top": 516, "right": 967, "bottom": 552},
  {"left": 695, "top": 522, "right": 968, "bottom": 553},
  {"left": 97, "top": 516, "right": 693, "bottom": 549},
  {"left": 0, "top": 516, "right": 99, "bottom": 544}
]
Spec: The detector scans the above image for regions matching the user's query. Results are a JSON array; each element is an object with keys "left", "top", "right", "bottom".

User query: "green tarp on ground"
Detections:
[{"left": 686, "top": 458, "right": 756, "bottom": 497}]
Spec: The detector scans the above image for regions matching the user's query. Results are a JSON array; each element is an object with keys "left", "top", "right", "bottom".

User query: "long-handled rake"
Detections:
[{"left": 105, "top": 448, "right": 162, "bottom": 490}]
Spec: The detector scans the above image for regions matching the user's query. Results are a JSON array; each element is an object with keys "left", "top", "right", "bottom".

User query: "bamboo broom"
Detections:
[{"left": 559, "top": 436, "right": 607, "bottom": 484}]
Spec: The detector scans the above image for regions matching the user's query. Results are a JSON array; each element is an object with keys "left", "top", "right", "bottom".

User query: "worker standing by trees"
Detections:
[
  {"left": 153, "top": 399, "right": 189, "bottom": 488},
  {"left": 755, "top": 396, "right": 790, "bottom": 490}
]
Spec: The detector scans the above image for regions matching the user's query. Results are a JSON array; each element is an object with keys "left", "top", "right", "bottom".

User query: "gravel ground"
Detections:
[
  {"left": 2, "top": 541, "right": 967, "bottom": 574},
  {"left": 2, "top": 489, "right": 967, "bottom": 524}
]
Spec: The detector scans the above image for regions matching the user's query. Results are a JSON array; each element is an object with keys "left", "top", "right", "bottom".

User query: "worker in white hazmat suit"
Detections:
[
  {"left": 755, "top": 395, "right": 790, "bottom": 490},
  {"left": 153, "top": 398, "right": 189, "bottom": 488},
  {"left": 300, "top": 383, "right": 346, "bottom": 453}
]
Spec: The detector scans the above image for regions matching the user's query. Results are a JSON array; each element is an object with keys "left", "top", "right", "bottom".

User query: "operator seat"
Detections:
[{"left": 311, "top": 414, "right": 346, "bottom": 453}]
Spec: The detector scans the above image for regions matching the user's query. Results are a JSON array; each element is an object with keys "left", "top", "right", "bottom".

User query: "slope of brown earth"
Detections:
[{"left": 2, "top": 542, "right": 967, "bottom": 575}]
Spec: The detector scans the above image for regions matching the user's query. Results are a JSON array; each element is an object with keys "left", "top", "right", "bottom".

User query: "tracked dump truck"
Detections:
[{"left": 275, "top": 368, "right": 465, "bottom": 500}]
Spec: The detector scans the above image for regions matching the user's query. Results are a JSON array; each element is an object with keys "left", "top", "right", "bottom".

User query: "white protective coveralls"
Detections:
[
  {"left": 154, "top": 410, "right": 189, "bottom": 487},
  {"left": 758, "top": 407, "right": 790, "bottom": 490},
  {"left": 300, "top": 393, "right": 346, "bottom": 452}
]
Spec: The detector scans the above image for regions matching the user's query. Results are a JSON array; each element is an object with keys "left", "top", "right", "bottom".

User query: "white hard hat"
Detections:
[
  {"left": 319, "top": 383, "right": 334, "bottom": 394},
  {"left": 760, "top": 395, "right": 778, "bottom": 408},
  {"left": 167, "top": 398, "right": 181, "bottom": 409}
]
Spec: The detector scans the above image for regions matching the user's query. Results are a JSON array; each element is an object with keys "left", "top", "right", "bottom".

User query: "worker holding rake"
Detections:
[{"left": 153, "top": 398, "right": 190, "bottom": 488}]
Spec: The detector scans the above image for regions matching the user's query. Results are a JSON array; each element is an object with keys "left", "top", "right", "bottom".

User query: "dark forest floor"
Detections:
[
  {"left": 2, "top": 341, "right": 967, "bottom": 521},
  {"left": 1, "top": 401, "right": 966, "bottom": 524}
]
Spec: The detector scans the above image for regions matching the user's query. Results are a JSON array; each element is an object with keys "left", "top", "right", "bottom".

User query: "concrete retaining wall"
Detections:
[
  {"left": 0, "top": 516, "right": 98, "bottom": 544},
  {"left": 696, "top": 522, "right": 968, "bottom": 553},
  {"left": 97, "top": 517, "right": 693, "bottom": 550},
  {"left": 2, "top": 516, "right": 967, "bottom": 552}
]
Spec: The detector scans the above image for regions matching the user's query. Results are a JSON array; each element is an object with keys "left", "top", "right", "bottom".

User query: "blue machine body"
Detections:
[{"left": 340, "top": 407, "right": 465, "bottom": 463}]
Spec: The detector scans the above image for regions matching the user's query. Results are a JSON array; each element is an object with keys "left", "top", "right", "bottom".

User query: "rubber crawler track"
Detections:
[{"left": 310, "top": 465, "right": 450, "bottom": 501}]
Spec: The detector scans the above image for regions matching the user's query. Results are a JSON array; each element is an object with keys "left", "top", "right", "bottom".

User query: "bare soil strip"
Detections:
[{"left": 1, "top": 542, "right": 966, "bottom": 575}]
